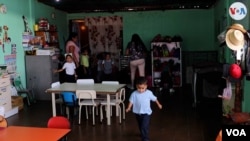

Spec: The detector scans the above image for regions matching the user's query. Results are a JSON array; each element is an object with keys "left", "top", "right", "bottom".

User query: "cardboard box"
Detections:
[{"left": 11, "top": 96, "right": 24, "bottom": 110}]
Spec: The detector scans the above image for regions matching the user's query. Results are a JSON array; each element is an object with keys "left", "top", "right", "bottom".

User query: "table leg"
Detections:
[
  {"left": 52, "top": 93, "right": 56, "bottom": 116},
  {"left": 116, "top": 93, "right": 119, "bottom": 117},
  {"left": 106, "top": 94, "right": 111, "bottom": 125},
  {"left": 193, "top": 72, "right": 197, "bottom": 107}
]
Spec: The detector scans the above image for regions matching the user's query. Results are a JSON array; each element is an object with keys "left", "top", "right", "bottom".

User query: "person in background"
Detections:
[
  {"left": 79, "top": 47, "right": 90, "bottom": 78},
  {"left": 126, "top": 33, "right": 148, "bottom": 89},
  {"left": 126, "top": 77, "right": 162, "bottom": 141},
  {"left": 102, "top": 52, "right": 114, "bottom": 81},
  {"left": 96, "top": 52, "right": 104, "bottom": 83},
  {"left": 54, "top": 54, "right": 77, "bottom": 83},
  {"left": 65, "top": 32, "right": 80, "bottom": 67}
]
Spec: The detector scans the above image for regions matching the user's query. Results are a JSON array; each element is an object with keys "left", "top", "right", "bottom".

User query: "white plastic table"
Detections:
[{"left": 46, "top": 83, "right": 126, "bottom": 125}]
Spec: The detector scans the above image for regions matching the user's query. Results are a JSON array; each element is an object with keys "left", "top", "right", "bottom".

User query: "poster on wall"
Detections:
[
  {"left": 11, "top": 44, "right": 16, "bottom": 54},
  {"left": 4, "top": 54, "right": 16, "bottom": 73},
  {"left": 22, "top": 34, "right": 34, "bottom": 51}
]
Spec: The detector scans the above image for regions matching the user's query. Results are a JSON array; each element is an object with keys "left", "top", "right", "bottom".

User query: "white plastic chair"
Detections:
[
  {"left": 77, "top": 79, "right": 95, "bottom": 115},
  {"left": 100, "top": 88, "right": 126, "bottom": 123},
  {"left": 101, "top": 81, "right": 119, "bottom": 116},
  {"left": 76, "top": 90, "right": 100, "bottom": 125},
  {"left": 76, "top": 79, "right": 94, "bottom": 85},
  {"left": 51, "top": 82, "right": 64, "bottom": 115}
]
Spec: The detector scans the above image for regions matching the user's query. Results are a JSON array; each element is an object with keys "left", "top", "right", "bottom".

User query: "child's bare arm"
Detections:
[
  {"left": 126, "top": 102, "right": 133, "bottom": 112},
  {"left": 54, "top": 68, "right": 63, "bottom": 73},
  {"left": 155, "top": 100, "right": 162, "bottom": 109}
]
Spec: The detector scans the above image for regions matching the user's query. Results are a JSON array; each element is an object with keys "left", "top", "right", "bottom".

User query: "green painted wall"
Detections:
[
  {"left": 214, "top": 0, "right": 250, "bottom": 112},
  {"left": 0, "top": 0, "right": 33, "bottom": 84},
  {"left": 68, "top": 9, "right": 216, "bottom": 52},
  {"left": 0, "top": 0, "right": 67, "bottom": 85},
  {"left": 240, "top": 0, "right": 250, "bottom": 113}
]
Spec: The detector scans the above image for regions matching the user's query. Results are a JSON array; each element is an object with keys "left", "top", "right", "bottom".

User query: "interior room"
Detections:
[{"left": 0, "top": 0, "right": 250, "bottom": 141}]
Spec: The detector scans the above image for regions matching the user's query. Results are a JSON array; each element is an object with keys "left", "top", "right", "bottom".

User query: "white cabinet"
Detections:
[
  {"left": 25, "top": 55, "right": 59, "bottom": 100},
  {"left": 151, "top": 42, "right": 182, "bottom": 87},
  {"left": 0, "top": 76, "right": 11, "bottom": 112},
  {"left": 0, "top": 75, "right": 18, "bottom": 118}
]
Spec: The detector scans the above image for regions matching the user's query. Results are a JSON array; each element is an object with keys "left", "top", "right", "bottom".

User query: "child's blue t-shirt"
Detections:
[
  {"left": 129, "top": 89, "right": 157, "bottom": 115},
  {"left": 102, "top": 59, "right": 114, "bottom": 74}
]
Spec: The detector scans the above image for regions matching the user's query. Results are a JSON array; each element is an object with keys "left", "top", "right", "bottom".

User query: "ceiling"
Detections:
[{"left": 38, "top": 0, "right": 219, "bottom": 13}]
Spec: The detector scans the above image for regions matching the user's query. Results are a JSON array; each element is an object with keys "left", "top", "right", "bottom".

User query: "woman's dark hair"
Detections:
[
  {"left": 135, "top": 77, "right": 148, "bottom": 85},
  {"left": 130, "top": 33, "right": 146, "bottom": 52},
  {"left": 65, "top": 54, "right": 73, "bottom": 59},
  {"left": 65, "top": 32, "right": 78, "bottom": 47},
  {"left": 97, "top": 52, "right": 104, "bottom": 60},
  {"left": 58, "top": 54, "right": 65, "bottom": 62},
  {"left": 67, "top": 32, "right": 78, "bottom": 42}
]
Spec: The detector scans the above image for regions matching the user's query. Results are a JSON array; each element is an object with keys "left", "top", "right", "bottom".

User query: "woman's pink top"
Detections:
[{"left": 66, "top": 40, "right": 80, "bottom": 64}]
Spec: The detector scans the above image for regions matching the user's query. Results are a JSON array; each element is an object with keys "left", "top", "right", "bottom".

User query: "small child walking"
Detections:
[
  {"left": 126, "top": 77, "right": 162, "bottom": 141},
  {"left": 79, "top": 48, "right": 90, "bottom": 78},
  {"left": 54, "top": 54, "right": 77, "bottom": 83}
]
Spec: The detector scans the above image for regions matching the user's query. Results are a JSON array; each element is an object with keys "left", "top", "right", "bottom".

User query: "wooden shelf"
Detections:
[{"left": 35, "top": 31, "right": 59, "bottom": 48}]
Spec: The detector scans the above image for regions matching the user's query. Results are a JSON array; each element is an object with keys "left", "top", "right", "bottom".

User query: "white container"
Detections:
[
  {"left": 153, "top": 71, "right": 161, "bottom": 78},
  {"left": 36, "top": 49, "right": 55, "bottom": 56}
]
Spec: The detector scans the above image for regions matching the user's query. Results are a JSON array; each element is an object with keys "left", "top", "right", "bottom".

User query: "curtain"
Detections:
[{"left": 85, "top": 16, "right": 123, "bottom": 67}]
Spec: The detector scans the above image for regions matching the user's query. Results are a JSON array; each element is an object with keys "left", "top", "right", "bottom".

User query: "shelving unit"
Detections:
[
  {"left": 151, "top": 42, "right": 182, "bottom": 88},
  {"left": 35, "top": 30, "right": 59, "bottom": 48},
  {"left": 119, "top": 55, "right": 130, "bottom": 71}
]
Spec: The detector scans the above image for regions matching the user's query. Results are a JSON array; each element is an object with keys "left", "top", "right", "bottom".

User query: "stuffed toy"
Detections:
[
  {"left": 0, "top": 4, "right": 7, "bottom": 14},
  {"left": 3, "top": 25, "right": 8, "bottom": 42}
]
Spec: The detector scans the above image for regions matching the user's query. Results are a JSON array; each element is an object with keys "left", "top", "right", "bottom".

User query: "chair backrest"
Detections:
[
  {"left": 0, "top": 118, "right": 8, "bottom": 127},
  {"left": 118, "top": 88, "right": 126, "bottom": 102},
  {"left": 61, "top": 92, "right": 77, "bottom": 106},
  {"left": 76, "top": 90, "right": 96, "bottom": 99},
  {"left": 101, "top": 81, "right": 119, "bottom": 85},
  {"left": 47, "top": 116, "right": 70, "bottom": 129},
  {"left": 77, "top": 79, "right": 94, "bottom": 85},
  {"left": 51, "top": 82, "right": 62, "bottom": 98},
  {"left": 13, "top": 77, "right": 25, "bottom": 90}
]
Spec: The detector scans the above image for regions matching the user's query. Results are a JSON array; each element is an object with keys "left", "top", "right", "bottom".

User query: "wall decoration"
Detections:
[
  {"left": 0, "top": 26, "right": 2, "bottom": 36},
  {"left": 22, "top": 33, "right": 34, "bottom": 51},
  {"left": 228, "top": 2, "right": 247, "bottom": 21},
  {"left": 4, "top": 54, "right": 16, "bottom": 73},
  {"left": 51, "top": 12, "right": 55, "bottom": 19},
  {"left": 3, "top": 25, "right": 9, "bottom": 43},
  {"left": 22, "top": 15, "right": 32, "bottom": 34},
  {"left": 0, "top": 4, "right": 7, "bottom": 14},
  {"left": 11, "top": 44, "right": 16, "bottom": 54},
  {"left": 2, "top": 43, "right": 4, "bottom": 53}
]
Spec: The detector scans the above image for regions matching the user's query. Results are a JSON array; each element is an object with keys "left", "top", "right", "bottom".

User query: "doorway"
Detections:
[{"left": 69, "top": 19, "right": 89, "bottom": 52}]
